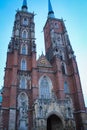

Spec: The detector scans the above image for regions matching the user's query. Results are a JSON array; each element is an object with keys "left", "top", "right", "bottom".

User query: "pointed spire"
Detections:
[
  {"left": 22, "top": 0, "right": 28, "bottom": 11},
  {"left": 48, "top": 0, "right": 55, "bottom": 18}
]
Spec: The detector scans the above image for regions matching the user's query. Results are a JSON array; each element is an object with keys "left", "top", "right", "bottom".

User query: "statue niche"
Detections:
[{"left": 18, "top": 92, "right": 28, "bottom": 130}]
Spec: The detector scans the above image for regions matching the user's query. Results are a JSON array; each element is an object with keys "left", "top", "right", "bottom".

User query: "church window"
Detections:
[
  {"left": 61, "top": 63, "right": 66, "bottom": 74},
  {"left": 22, "top": 30, "right": 28, "bottom": 39},
  {"left": 15, "top": 29, "right": 19, "bottom": 36},
  {"left": 60, "top": 51, "right": 65, "bottom": 61},
  {"left": 20, "top": 77, "right": 27, "bottom": 89},
  {"left": 39, "top": 76, "right": 51, "bottom": 99},
  {"left": 60, "top": 55, "right": 63, "bottom": 60},
  {"left": 64, "top": 82, "right": 70, "bottom": 94},
  {"left": 21, "top": 59, "right": 27, "bottom": 70},
  {"left": 54, "top": 22, "right": 59, "bottom": 29},
  {"left": 23, "top": 18, "right": 28, "bottom": 25},
  {"left": 39, "top": 106, "right": 43, "bottom": 116},
  {"left": 56, "top": 49, "right": 58, "bottom": 52},
  {"left": 68, "top": 107, "right": 72, "bottom": 117},
  {"left": 21, "top": 44, "right": 27, "bottom": 55}
]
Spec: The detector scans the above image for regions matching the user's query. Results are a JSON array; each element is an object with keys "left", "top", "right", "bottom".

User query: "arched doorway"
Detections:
[{"left": 47, "top": 114, "right": 63, "bottom": 130}]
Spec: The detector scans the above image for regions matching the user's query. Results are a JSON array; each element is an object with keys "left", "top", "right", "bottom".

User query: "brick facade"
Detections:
[{"left": 1, "top": 0, "right": 87, "bottom": 130}]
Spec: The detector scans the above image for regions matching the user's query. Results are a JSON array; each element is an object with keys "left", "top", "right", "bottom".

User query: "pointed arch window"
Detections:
[
  {"left": 22, "top": 30, "right": 28, "bottom": 39},
  {"left": 39, "top": 76, "right": 52, "bottom": 99},
  {"left": 15, "top": 29, "right": 19, "bottom": 36},
  {"left": 21, "top": 44, "right": 27, "bottom": 55},
  {"left": 61, "top": 63, "right": 66, "bottom": 75},
  {"left": 60, "top": 51, "right": 65, "bottom": 61},
  {"left": 21, "top": 59, "right": 27, "bottom": 70},
  {"left": 23, "top": 18, "right": 28, "bottom": 25},
  {"left": 64, "top": 82, "right": 70, "bottom": 94},
  {"left": 60, "top": 55, "right": 63, "bottom": 60},
  {"left": 20, "top": 77, "right": 27, "bottom": 89}
]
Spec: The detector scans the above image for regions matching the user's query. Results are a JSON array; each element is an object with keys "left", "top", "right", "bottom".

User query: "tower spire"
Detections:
[
  {"left": 48, "top": 0, "right": 55, "bottom": 18},
  {"left": 22, "top": 0, "right": 28, "bottom": 11}
]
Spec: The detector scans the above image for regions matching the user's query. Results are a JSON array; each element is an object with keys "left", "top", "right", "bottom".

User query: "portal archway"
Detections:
[{"left": 47, "top": 114, "right": 63, "bottom": 130}]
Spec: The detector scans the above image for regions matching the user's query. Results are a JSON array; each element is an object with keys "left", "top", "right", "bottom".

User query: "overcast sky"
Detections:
[{"left": 0, "top": 0, "right": 87, "bottom": 106}]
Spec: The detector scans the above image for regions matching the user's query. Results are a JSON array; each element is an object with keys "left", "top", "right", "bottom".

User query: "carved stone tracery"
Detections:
[
  {"left": 33, "top": 92, "right": 76, "bottom": 130},
  {"left": 18, "top": 92, "right": 28, "bottom": 130}
]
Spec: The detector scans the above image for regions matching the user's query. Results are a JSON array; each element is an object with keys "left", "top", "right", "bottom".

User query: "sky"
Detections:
[{"left": 0, "top": 0, "right": 87, "bottom": 106}]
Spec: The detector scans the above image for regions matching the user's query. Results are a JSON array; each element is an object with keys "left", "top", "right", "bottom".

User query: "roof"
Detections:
[
  {"left": 22, "top": 0, "right": 28, "bottom": 10},
  {"left": 48, "top": 0, "right": 55, "bottom": 18}
]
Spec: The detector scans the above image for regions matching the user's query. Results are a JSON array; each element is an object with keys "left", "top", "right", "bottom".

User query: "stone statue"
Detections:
[
  {"left": 19, "top": 99, "right": 28, "bottom": 130},
  {"left": 20, "top": 100, "right": 28, "bottom": 120}
]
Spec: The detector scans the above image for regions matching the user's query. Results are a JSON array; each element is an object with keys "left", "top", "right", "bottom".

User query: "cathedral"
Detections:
[{"left": 0, "top": 0, "right": 87, "bottom": 130}]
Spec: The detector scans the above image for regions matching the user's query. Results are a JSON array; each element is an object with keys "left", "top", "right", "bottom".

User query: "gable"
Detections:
[{"left": 37, "top": 54, "right": 52, "bottom": 68}]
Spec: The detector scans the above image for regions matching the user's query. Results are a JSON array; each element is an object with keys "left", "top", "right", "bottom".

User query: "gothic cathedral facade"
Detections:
[{"left": 1, "top": 0, "right": 87, "bottom": 130}]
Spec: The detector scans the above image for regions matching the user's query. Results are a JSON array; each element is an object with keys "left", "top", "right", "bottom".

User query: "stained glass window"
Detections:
[
  {"left": 64, "top": 82, "right": 70, "bottom": 94},
  {"left": 40, "top": 76, "right": 50, "bottom": 99},
  {"left": 20, "top": 77, "right": 27, "bottom": 89},
  {"left": 21, "top": 59, "right": 27, "bottom": 70},
  {"left": 21, "top": 45, "right": 27, "bottom": 54},
  {"left": 23, "top": 18, "right": 28, "bottom": 25},
  {"left": 62, "top": 63, "right": 66, "bottom": 74},
  {"left": 22, "top": 30, "right": 28, "bottom": 39}
]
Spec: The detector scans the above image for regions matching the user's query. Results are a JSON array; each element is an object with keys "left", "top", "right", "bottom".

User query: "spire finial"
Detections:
[
  {"left": 22, "top": 0, "right": 28, "bottom": 11},
  {"left": 48, "top": 0, "right": 55, "bottom": 18}
]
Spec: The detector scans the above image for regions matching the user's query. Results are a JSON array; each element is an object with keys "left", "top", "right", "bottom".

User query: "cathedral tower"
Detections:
[
  {"left": 43, "top": 0, "right": 87, "bottom": 129},
  {"left": 2, "top": 0, "right": 37, "bottom": 129},
  {"left": 1, "top": 0, "right": 87, "bottom": 130}
]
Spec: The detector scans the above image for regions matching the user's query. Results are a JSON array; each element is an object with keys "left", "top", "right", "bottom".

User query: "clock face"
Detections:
[{"left": 40, "top": 58, "right": 46, "bottom": 65}]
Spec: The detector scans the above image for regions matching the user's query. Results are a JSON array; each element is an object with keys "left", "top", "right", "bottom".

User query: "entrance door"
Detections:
[{"left": 47, "top": 114, "right": 63, "bottom": 130}]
